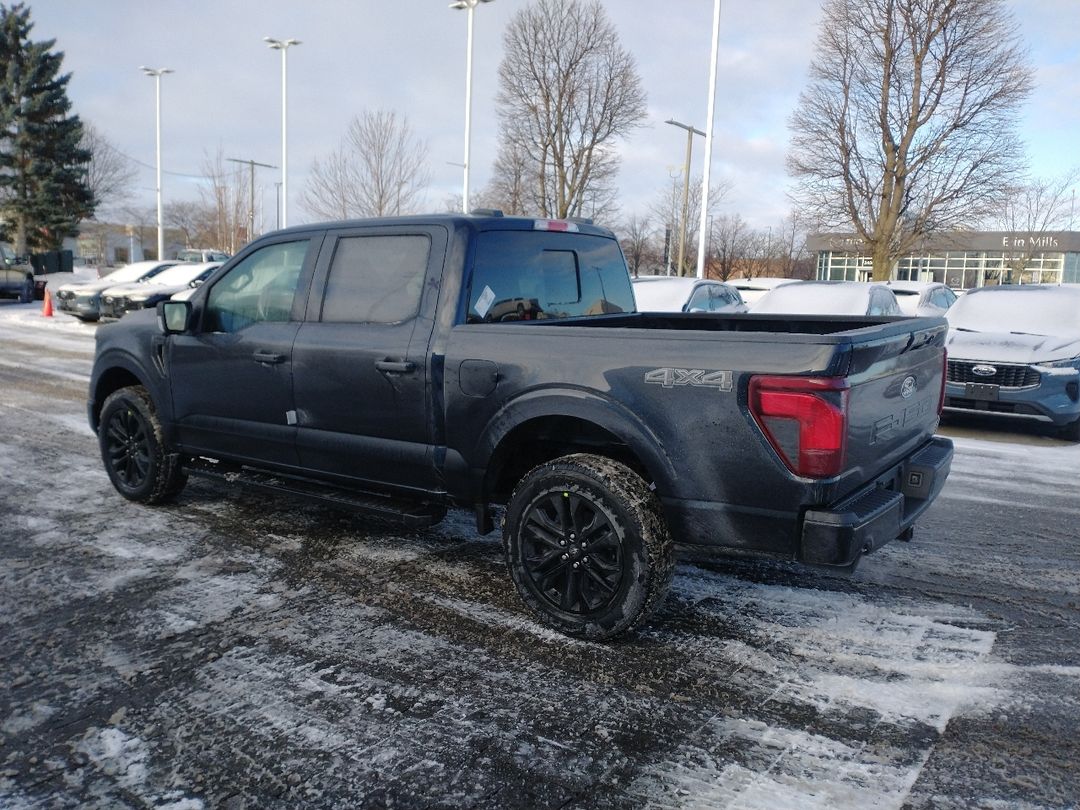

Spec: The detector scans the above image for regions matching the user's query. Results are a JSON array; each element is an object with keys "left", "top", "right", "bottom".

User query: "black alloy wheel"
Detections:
[
  {"left": 105, "top": 405, "right": 152, "bottom": 490},
  {"left": 504, "top": 453, "right": 674, "bottom": 639},
  {"left": 98, "top": 386, "right": 187, "bottom": 503},
  {"left": 520, "top": 489, "right": 625, "bottom": 616}
]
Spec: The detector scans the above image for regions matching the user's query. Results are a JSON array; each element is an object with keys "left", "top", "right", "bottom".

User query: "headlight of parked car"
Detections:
[{"left": 1037, "top": 357, "right": 1080, "bottom": 370}]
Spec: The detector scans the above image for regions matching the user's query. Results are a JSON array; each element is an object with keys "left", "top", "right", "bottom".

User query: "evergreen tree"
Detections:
[{"left": 0, "top": 3, "right": 93, "bottom": 253}]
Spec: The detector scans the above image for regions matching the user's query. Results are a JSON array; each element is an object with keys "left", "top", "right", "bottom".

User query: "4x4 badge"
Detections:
[{"left": 645, "top": 368, "right": 733, "bottom": 392}]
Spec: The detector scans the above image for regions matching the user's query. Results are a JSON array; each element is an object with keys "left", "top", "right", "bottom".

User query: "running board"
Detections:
[{"left": 182, "top": 456, "right": 446, "bottom": 529}]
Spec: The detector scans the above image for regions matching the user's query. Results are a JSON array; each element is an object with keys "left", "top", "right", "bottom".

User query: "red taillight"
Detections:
[
  {"left": 938, "top": 348, "right": 948, "bottom": 416},
  {"left": 749, "top": 375, "right": 849, "bottom": 478}
]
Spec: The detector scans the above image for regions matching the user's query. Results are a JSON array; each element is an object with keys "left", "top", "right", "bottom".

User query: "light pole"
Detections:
[
  {"left": 140, "top": 66, "right": 173, "bottom": 261},
  {"left": 665, "top": 119, "right": 705, "bottom": 277},
  {"left": 450, "top": 0, "right": 494, "bottom": 214},
  {"left": 264, "top": 37, "right": 301, "bottom": 228},
  {"left": 696, "top": 0, "right": 723, "bottom": 279},
  {"left": 227, "top": 158, "right": 277, "bottom": 242}
]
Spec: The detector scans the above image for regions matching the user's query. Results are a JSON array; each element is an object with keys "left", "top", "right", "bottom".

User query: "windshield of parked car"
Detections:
[{"left": 947, "top": 287, "right": 1080, "bottom": 335}]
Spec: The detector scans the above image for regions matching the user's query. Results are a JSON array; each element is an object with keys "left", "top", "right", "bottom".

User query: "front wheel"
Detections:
[
  {"left": 99, "top": 385, "right": 187, "bottom": 503},
  {"left": 503, "top": 454, "right": 674, "bottom": 639}
]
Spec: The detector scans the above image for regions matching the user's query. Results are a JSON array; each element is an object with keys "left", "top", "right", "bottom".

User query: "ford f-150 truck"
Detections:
[{"left": 89, "top": 214, "right": 953, "bottom": 638}]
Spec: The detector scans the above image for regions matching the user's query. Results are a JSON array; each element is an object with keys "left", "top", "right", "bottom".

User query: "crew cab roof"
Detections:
[{"left": 271, "top": 213, "right": 617, "bottom": 240}]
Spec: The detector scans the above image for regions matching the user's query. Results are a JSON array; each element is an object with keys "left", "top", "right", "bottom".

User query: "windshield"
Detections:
[{"left": 948, "top": 288, "right": 1080, "bottom": 335}]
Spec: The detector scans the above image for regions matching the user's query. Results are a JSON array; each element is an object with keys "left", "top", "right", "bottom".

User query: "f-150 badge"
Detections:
[{"left": 644, "top": 368, "right": 733, "bottom": 391}]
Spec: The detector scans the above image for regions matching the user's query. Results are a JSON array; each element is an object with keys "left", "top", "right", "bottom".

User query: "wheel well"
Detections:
[
  {"left": 485, "top": 416, "right": 652, "bottom": 504},
  {"left": 91, "top": 368, "right": 143, "bottom": 430}
]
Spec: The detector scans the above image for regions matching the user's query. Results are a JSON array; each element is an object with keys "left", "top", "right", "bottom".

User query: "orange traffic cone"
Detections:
[{"left": 42, "top": 288, "right": 53, "bottom": 317}]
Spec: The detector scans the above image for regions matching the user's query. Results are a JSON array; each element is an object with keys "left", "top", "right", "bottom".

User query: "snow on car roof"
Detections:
[
  {"left": 752, "top": 281, "right": 877, "bottom": 315},
  {"left": 946, "top": 284, "right": 1080, "bottom": 335},
  {"left": 729, "top": 277, "right": 796, "bottom": 291},
  {"left": 148, "top": 262, "right": 221, "bottom": 287},
  {"left": 631, "top": 276, "right": 701, "bottom": 311}
]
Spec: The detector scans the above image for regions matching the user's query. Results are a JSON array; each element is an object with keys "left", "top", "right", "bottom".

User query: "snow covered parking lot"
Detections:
[{"left": 1, "top": 300, "right": 1078, "bottom": 809}]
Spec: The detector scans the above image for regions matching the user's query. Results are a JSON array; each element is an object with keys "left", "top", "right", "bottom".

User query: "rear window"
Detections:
[{"left": 466, "top": 231, "right": 634, "bottom": 323}]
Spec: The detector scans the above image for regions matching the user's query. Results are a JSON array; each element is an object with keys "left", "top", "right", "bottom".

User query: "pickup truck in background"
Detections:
[{"left": 88, "top": 214, "right": 953, "bottom": 639}]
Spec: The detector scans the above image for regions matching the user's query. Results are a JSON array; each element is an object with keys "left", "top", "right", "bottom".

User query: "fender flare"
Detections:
[{"left": 472, "top": 386, "right": 680, "bottom": 497}]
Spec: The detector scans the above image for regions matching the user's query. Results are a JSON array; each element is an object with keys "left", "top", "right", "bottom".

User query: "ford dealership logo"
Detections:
[
  {"left": 971, "top": 364, "right": 997, "bottom": 377},
  {"left": 900, "top": 376, "right": 917, "bottom": 399}
]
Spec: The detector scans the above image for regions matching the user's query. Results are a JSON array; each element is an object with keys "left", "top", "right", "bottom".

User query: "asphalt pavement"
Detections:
[{"left": 1, "top": 301, "right": 1078, "bottom": 809}]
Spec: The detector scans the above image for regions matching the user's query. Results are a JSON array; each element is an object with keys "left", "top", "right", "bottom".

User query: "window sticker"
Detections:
[{"left": 475, "top": 285, "right": 496, "bottom": 319}]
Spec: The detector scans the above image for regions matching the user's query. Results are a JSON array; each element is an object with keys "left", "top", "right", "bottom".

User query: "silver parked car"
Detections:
[
  {"left": 632, "top": 276, "right": 747, "bottom": 313},
  {"left": 944, "top": 284, "right": 1080, "bottom": 440},
  {"left": 888, "top": 280, "right": 958, "bottom": 317},
  {"left": 54, "top": 260, "right": 178, "bottom": 322},
  {"left": 753, "top": 280, "right": 903, "bottom": 316}
]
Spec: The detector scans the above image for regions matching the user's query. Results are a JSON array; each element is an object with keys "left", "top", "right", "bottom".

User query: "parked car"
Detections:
[
  {"left": 889, "top": 281, "right": 958, "bottom": 317},
  {"left": 54, "top": 261, "right": 179, "bottom": 322},
  {"left": 943, "top": 284, "right": 1080, "bottom": 440},
  {"left": 631, "top": 275, "right": 747, "bottom": 313},
  {"left": 754, "top": 281, "right": 903, "bottom": 317},
  {"left": 176, "top": 248, "right": 230, "bottom": 263},
  {"left": 100, "top": 262, "right": 222, "bottom": 319},
  {"left": 0, "top": 242, "right": 35, "bottom": 303},
  {"left": 729, "top": 277, "right": 798, "bottom": 308},
  {"left": 90, "top": 213, "right": 952, "bottom": 639}
]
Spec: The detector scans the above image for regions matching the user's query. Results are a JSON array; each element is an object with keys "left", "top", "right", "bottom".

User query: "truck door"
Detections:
[
  {"left": 290, "top": 226, "right": 446, "bottom": 493},
  {"left": 167, "top": 236, "right": 318, "bottom": 466}
]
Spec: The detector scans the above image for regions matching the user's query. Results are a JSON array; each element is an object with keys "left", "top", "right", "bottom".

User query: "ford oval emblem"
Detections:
[
  {"left": 971, "top": 364, "right": 997, "bottom": 377},
  {"left": 900, "top": 375, "right": 917, "bottom": 399}
]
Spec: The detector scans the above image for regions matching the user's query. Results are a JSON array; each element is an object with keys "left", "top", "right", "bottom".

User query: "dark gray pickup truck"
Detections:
[{"left": 89, "top": 214, "right": 953, "bottom": 638}]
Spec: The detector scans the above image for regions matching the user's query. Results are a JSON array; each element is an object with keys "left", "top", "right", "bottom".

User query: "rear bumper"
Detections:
[{"left": 800, "top": 436, "right": 953, "bottom": 568}]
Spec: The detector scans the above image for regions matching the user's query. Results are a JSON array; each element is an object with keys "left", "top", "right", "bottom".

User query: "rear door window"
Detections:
[
  {"left": 320, "top": 234, "right": 431, "bottom": 323},
  {"left": 466, "top": 231, "right": 634, "bottom": 323}
]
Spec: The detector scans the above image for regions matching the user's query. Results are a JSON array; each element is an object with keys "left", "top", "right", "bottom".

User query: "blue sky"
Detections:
[{"left": 25, "top": 0, "right": 1080, "bottom": 232}]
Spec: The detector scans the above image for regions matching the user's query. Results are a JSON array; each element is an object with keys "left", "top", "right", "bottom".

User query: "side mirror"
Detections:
[{"left": 158, "top": 300, "right": 191, "bottom": 334}]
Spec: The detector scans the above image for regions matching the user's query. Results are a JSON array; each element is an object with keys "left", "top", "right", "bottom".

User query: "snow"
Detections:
[
  {"left": 946, "top": 285, "right": 1080, "bottom": 335},
  {"left": 2, "top": 299, "right": 1079, "bottom": 807},
  {"left": 752, "top": 281, "right": 875, "bottom": 315}
]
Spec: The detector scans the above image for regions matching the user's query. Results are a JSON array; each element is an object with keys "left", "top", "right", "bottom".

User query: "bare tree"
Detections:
[
  {"left": 617, "top": 214, "right": 660, "bottom": 277},
  {"left": 495, "top": 0, "right": 647, "bottom": 219},
  {"left": 80, "top": 122, "right": 136, "bottom": 215},
  {"left": 483, "top": 140, "right": 533, "bottom": 216},
  {"left": 788, "top": 0, "right": 1033, "bottom": 281},
  {"left": 775, "top": 211, "right": 811, "bottom": 279},
  {"left": 199, "top": 149, "right": 248, "bottom": 253},
  {"left": 711, "top": 214, "right": 749, "bottom": 281},
  {"left": 302, "top": 110, "right": 429, "bottom": 220},
  {"left": 165, "top": 199, "right": 215, "bottom": 248},
  {"left": 994, "top": 170, "right": 1080, "bottom": 282},
  {"left": 650, "top": 175, "right": 728, "bottom": 276}
]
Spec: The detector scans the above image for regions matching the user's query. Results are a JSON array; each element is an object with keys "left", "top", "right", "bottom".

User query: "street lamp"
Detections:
[
  {"left": 264, "top": 37, "right": 301, "bottom": 228},
  {"left": 665, "top": 118, "right": 705, "bottom": 276},
  {"left": 450, "top": 0, "right": 494, "bottom": 214},
  {"left": 140, "top": 66, "right": 173, "bottom": 261}
]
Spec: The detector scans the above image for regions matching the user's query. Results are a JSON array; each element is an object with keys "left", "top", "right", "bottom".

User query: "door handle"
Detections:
[
  {"left": 253, "top": 350, "right": 286, "bottom": 365},
  {"left": 375, "top": 359, "right": 416, "bottom": 374}
]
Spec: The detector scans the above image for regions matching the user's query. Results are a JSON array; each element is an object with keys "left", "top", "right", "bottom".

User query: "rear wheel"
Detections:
[
  {"left": 99, "top": 385, "right": 187, "bottom": 503},
  {"left": 503, "top": 454, "right": 674, "bottom": 639},
  {"left": 18, "top": 276, "right": 33, "bottom": 304}
]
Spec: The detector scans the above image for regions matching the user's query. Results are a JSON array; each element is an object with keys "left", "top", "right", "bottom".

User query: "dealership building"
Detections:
[{"left": 807, "top": 231, "right": 1080, "bottom": 289}]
